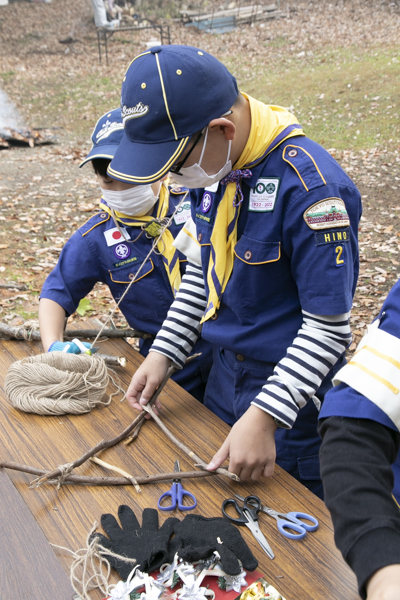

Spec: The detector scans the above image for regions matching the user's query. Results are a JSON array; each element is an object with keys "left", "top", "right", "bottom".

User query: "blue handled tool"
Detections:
[
  {"left": 222, "top": 495, "right": 275, "bottom": 560},
  {"left": 158, "top": 460, "right": 197, "bottom": 512},
  {"left": 235, "top": 494, "right": 319, "bottom": 540}
]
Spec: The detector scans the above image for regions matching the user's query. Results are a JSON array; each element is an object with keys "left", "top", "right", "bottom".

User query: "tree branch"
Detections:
[
  {"left": 0, "top": 461, "right": 215, "bottom": 486},
  {"left": 29, "top": 364, "right": 177, "bottom": 488},
  {"left": 0, "top": 322, "right": 151, "bottom": 341},
  {"left": 142, "top": 404, "right": 240, "bottom": 483}
]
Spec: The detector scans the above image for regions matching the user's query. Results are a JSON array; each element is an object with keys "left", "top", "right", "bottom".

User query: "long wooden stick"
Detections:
[
  {"left": 0, "top": 461, "right": 215, "bottom": 486},
  {"left": 29, "top": 365, "right": 177, "bottom": 488},
  {"left": 142, "top": 404, "right": 240, "bottom": 482},
  {"left": 0, "top": 322, "right": 151, "bottom": 341}
]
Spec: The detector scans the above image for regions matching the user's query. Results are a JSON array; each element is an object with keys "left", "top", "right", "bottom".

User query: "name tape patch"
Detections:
[
  {"left": 113, "top": 256, "right": 139, "bottom": 269},
  {"left": 196, "top": 212, "right": 211, "bottom": 223},
  {"left": 315, "top": 227, "right": 350, "bottom": 245}
]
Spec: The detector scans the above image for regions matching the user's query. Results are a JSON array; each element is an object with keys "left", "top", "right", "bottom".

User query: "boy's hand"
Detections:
[
  {"left": 206, "top": 406, "right": 278, "bottom": 481},
  {"left": 126, "top": 352, "right": 172, "bottom": 413},
  {"left": 367, "top": 564, "right": 400, "bottom": 600}
]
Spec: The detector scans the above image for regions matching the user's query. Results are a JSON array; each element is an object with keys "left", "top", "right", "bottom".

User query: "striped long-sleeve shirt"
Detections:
[{"left": 151, "top": 262, "right": 352, "bottom": 428}]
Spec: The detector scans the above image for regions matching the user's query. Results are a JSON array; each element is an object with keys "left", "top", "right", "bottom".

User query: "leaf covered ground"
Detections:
[{"left": 0, "top": 0, "right": 399, "bottom": 351}]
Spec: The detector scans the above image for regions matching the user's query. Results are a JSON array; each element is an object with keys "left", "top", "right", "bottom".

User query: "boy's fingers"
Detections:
[{"left": 206, "top": 440, "right": 230, "bottom": 471}]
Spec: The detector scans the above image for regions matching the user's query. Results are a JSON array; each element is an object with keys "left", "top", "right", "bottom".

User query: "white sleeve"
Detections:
[
  {"left": 172, "top": 218, "right": 202, "bottom": 267},
  {"left": 252, "top": 311, "right": 352, "bottom": 428},
  {"left": 150, "top": 262, "right": 207, "bottom": 368}
]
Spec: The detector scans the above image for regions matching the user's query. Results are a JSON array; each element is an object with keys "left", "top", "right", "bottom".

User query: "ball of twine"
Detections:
[{"left": 5, "top": 352, "right": 120, "bottom": 416}]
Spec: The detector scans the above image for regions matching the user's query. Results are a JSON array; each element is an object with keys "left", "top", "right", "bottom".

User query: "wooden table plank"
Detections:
[
  {"left": 0, "top": 467, "right": 74, "bottom": 599},
  {"left": 0, "top": 332, "right": 358, "bottom": 600}
]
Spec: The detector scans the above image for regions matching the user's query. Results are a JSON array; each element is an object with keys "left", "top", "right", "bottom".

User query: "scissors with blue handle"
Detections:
[
  {"left": 235, "top": 494, "right": 319, "bottom": 540},
  {"left": 222, "top": 495, "right": 275, "bottom": 560},
  {"left": 158, "top": 460, "right": 197, "bottom": 511}
]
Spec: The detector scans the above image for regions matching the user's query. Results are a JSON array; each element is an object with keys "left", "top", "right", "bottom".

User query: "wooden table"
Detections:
[{"left": 0, "top": 331, "right": 359, "bottom": 600}]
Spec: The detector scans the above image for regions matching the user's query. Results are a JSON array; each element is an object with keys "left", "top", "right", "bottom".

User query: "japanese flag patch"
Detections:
[
  {"left": 249, "top": 178, "right": 280, "bottom": 212},
  {"left": 104, "top": 227, "right": 131, "bottom": 246}
]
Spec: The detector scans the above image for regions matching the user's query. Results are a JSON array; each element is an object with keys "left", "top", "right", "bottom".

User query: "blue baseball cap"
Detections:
[
  {"left": 108, "top": 45, "right": 239, "bottom": 184},
  {"left": 79, "top": 107, "right": 124, "bottom": 168}
]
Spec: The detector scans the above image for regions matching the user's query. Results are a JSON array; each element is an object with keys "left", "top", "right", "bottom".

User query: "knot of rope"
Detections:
[{"left": 220, "top": 169, "right": 252, "bottom": 207}]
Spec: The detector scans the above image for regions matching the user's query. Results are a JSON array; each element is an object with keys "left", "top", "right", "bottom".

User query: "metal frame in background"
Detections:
[
  {"left": 181, "top": 1, "right": 282, "bottom": 33},
  {"left": 97, "top": 24, "right": 171, "bottom": 65}
]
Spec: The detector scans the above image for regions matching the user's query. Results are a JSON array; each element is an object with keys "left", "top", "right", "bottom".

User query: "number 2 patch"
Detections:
[{"left": 335, "top": 244, "right": 345, "bottom": 267}]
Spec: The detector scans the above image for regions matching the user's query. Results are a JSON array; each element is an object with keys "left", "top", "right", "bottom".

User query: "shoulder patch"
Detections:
[
  {"left": 283, "top": 145, "right": 326, "bottom": 191},
  {"left": 80, "top": 211, "right": 110, "bottom": 237},
  {"left": 304, "top": 198, "right": 350, "bottom": 230},
  {"left": 170, "top": 186, "right": 189, "bottom": 195}
]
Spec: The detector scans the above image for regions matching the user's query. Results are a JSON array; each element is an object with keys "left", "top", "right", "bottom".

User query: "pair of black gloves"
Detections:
[{"left": 93, "top": 505, "right": 258, "bottom": 581}]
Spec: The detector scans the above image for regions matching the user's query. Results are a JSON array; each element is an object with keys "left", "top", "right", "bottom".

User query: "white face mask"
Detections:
[
  {"left": 176, "top": 127, "right": 232, "bottom": 189},
  {"left": 100, "top": 184, "right": 159, "bottom": 217}
]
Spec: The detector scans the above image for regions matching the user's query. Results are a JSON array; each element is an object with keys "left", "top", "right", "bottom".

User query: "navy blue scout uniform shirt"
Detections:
[
  {"left": 189, "top": 136, "right": 361, "bottom": 495},
  {"left": 41, "top": 188, "right": 212, "bottom": 401},
  {"left": 191, "top": 136, "right": 361, "bottom": 368},
  {"left": 321, "top": 277, "right": 400, "bottom": 500}
]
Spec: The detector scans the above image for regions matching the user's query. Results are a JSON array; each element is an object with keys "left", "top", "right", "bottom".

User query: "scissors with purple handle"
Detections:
[
  {"left": 235, "top": 495, "right": 319, "bottom": 540},
  {"left": 158, "top": 460, "right": 197, "bottom": 512}
]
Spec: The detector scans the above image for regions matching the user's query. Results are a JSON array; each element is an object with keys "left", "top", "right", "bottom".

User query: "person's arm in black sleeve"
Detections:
[{"left": 318, "top": 416, "right": 400, "bottom": 599}]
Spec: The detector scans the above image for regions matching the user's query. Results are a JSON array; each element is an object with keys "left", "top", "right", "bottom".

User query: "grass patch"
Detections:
[
  {"left": 0, "top": 71, "right": 16, "bottom": 83},
  {"left": 226, "top": 45, "right": 400, "bottom": 150},
  {"left": 0, "top": 71, "right": 122, "bottom": 139},
  {"left": 1, "top": 43, "right": 399, "bottom": 151}
]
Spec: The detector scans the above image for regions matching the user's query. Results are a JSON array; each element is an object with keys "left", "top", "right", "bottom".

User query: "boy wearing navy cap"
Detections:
[
  {"left": 39, "top": 107, "right": 212, "bottom": 402},
  {"left": 119, "top": 46, "right": 362, "bottom": 496},
  {"left": 318, "top": 278, "right": 400, "bottom": 600}
]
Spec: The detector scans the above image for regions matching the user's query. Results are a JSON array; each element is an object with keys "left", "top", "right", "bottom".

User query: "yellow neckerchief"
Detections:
[
  {"left": 202, "top": 93, "right": 305, "bottom": 322},
  {"left": 99, "top": 183, "right": 182, "bottom": 296}
]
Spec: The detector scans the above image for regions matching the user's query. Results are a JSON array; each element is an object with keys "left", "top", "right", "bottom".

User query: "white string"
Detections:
[
  {"left": 91, "top": 193, "right": 188, "bottom": 349},
  {"left": 51, "top": 522, "right": 137, "bottom": 600}
]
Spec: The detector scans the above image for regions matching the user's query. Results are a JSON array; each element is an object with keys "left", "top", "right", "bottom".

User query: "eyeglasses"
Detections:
[{"left": 170, "top": 130, "right": 204, "bottom": 176}]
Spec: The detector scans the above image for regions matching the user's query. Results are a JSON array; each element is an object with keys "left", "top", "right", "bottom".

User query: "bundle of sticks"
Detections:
[{"left": 0, "top": 126, "right": 56, "bottom": 148}]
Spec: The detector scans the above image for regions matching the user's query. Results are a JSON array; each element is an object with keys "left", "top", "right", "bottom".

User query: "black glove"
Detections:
[
  {"left": 171, "top": 515, "right": 258, "bottom": 575},
  {"left": 92, "top": 506, "right": 179, "bottom": 580}
]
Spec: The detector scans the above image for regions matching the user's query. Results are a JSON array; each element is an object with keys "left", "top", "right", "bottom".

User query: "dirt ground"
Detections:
[{"left": 0, "top": 0, "right": 400, "bottom": 351}]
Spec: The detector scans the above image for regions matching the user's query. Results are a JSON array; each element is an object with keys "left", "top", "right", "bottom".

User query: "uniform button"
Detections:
[
  {"left": 288, "top": 148, "right": 298, "bottom": 157},
  {"left": 236, "top": 354, "right": 245, "bottom": 361},
  {"left": 100, "top": 212, "right": 107, "bottom": 218},
  {"left": 198, "top": 233, "right": 202, "bottom": 242},
  {"left": 128, "top": 273, "right": 135, "bottom": 280},
  {"left": 211, "top": 313, "right": 218, "bottom": 320},
  {"left": 244, "top": 250, "right": 252, "bottom": 260}
]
